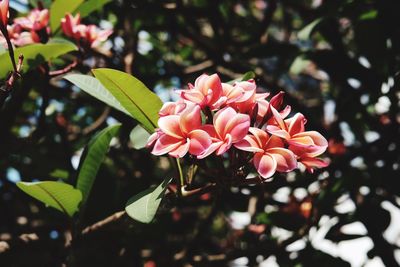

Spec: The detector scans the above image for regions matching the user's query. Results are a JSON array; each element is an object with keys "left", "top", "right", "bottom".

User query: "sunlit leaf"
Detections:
[
  {"left": 17, "top": 181, "right": 82, "bottom": 217},
  {"left": 64, "top": 74, "right": 131, "bottom": 116},
  {"left": 93, "top": 68, "right": 162, "bottom": 133},
  {"left": 125, "top": 178, "right": 171, "bottom": 223},
  {"left": 0, "top": 39, "right": 77, "bottom": 78},
  {"left": 76, "top": 124, "right": 121, "bottom": 206}
]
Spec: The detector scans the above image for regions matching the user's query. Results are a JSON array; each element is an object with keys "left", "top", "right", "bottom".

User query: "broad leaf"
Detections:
[
  {"left": 17, "top": 181, "right": 82, "bottom": 217},
  {"left": 125, "top": 178, "right": 171, "bottom": 223},
  {"left": 77, "top": 0, "right": 112, "bottom": 17},
  {"left": 298, "top": 18, "right": 322, "bottom": 40},
  {"left": 0, "top": 39, "right": 77, "bottom": 78},
  {"left": 50, "top": 0, "right": 84, "bottom": 32},
  {"left": 93, "top": 68, "right": 162, "bottom": 133},
  {"left": 76, "top": 124, "right": 121, "bottom": 205},
  {"left": 64, "top": 74, "right": 131, "bottom": 116},
  {"left": 129, "top": 125, "right": 151, "bottom": 150}
]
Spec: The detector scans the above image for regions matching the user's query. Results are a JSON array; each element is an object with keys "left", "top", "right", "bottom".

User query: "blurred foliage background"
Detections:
[{"left": 1, "top": 0, "right": 400, "bottom": 266}]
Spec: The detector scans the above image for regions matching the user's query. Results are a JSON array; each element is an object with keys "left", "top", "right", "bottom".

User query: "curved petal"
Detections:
[
  {"left": 180, "top": 89, "right": 204, "bottom": 105},
  {"left": 216, "top": 134, "right": 233, "bottom": 155},
  {"left": 288, "top": 113, "right": 306, "bottom": 136},
  {"left": 248, "top": 127, "right": 269, "bottom": 148},
  {"left": 188, "top": 129, "right": 212, "bottom": 156},
  {"left": 213, "top": 107, "right": 236, "bottom": 138},
  {"left": 234, "top": 135, "right": 264, "bottom": 153},
  {"left": 266, "top": 125, "right": 290, "bottom": 140},
  {"left": 180, "top": 105, "right": 202, "bottom": 134},
  {"left": 169, "top": 140, "right": 190, "bottom": 158},
  {"left": 225, "top": 113, "right": 250, "bottom": 143},
  {"left": 152, "top": 134, "right": 183, "bottom": 156},
  {"left": 197, "top": 141, "right": 223, "bottom": 159},
  {"left": 265, "top": 135, "right": 284, "bottom": 149},
  {"left": 253, "top": 153, "right": 277, "bottom": 179},
  {"left": 206, "top": 74, "right": 223, "bottom": 105},
  {"left": 267, "top": 148, "right": 297, "bottom": 172},
  {"left": 158, "top": 115, "right": 183, "bottom": 139}
]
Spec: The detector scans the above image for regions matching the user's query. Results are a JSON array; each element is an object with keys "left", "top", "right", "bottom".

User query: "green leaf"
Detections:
[
  {"left": 0, "top": 39, "right": 78, "bottom": 78},
  {"left": 92, "top": 68, "right": 163, "bottom": 133},
  {"left": 298, "top": 18, "right": 322, "bottom": 40},
  {"left": 50, "top": 0, "right": 84, "bottom": 32},
  {"left": 17, "top": 181, "right": 82, "bottom": 217},
  {"left": 359, "top": 10, "right": 378, "bottom": 20},
  {"left": 76, "top": 124, "right": 121, "bottom": 206},
  {"left": 125, "top": 178, "right": 172, "bottom": 223},
  {"left": 64, "top": 74, "right": 131, "bottom": 116},
  {"left": 241, "top": 71, "right": 255, "bottom": 81},
  {"left": 129, "top": 125, "right": 151, "bottom": 150},
  {"left": 77, "top": 0, "right": 112, "bottom": 17}
]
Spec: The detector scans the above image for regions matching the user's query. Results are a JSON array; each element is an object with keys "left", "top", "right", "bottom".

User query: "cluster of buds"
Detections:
[
  {"left": 61, "top": 13, "right": 112, "bottom": 49},
  {"left": 147, "top": 74, "right": 328, "bottom": 180}
]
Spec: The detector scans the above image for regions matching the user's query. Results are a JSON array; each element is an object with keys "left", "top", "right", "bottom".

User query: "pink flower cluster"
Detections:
[
  {"left": 61, "top": 13, "right": 112, "bottom": 48},
  {"left": 0, "top": 7, "right": 49, "bottom": 47},
  {"left": 147, "top": 74, "right": 329, "bottom": 179}
]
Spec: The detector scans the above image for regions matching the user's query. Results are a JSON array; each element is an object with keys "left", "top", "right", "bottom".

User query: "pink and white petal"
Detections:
[
  {"left": 213, "top": 107, "right": 237, "bottom": 138},
  {"left": 188, "top": 129, "right": 212, "bottom": 156},
  {"left": 225, "top": 114, "right": 250, "bottom": 143},
  {"left": 287, "top": 113, "right": 306, "bottom": 136},
  {"left": 197, "top": 141, "right": 223, "bottom": 159},
  {"left": 267, "top": 148, "right": 297, "bottom": 172},
  {"left": 169, "top": 140, "right": 190, "bottom": 158},
  {"left": 279, "top": 105, "right": 291, "bottom": 119},
  {"left": 266, "top": 125, "right": 290, "bottom": 140},
  {"left": 265, "top": 135, "right": 284, "bottom": 149},
  {"left": 180, "top": 90, "right": 204, "bottom": 105},
  {"left": 158, "top": 115, "right": 183, "bottom": 139},
  {"left": 216, "top": 134, "right": 233, "bottom": 155},
  {"left": 180, "top": 105, "right": 202, "bottom": 134},
  {"left": 253, "top": 153, "right": 277, "bottom": 179},
  {"left": 248, "top": 127, "right": 269, "bottom": 148},
  {"left": 152, "top": 135, "right": 183, "bottom": 156},
  {"left": 234, "top": 135, "right": 264, "bottom": 153},
  {"left": 295, "top": 131, "right": 328, "bottom": 147},
  {"left": 270, "top": 106, "right": 287, "bottom": 131}
]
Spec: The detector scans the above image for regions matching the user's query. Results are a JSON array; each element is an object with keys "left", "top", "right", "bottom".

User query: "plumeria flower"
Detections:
[
  {"left": 0, "top": 0, "right": 9, "bottom": 28},
  {"left": 179, "top": 73, "right": 224, "bottom": 110},
  {"left": 149, "top": 105, "right": 212, "bottom": 158},
  {"left": 14, "top": 8, "right": 49, "bottom": 31},
  {"left": 158, "top": 100, "right": 188, "bottom": 117},
  {"left": 83, "top": 24, "right": 113, "bottom": 48},
  {"left": 235, "top": 127, "right": 297, "bottom": 178},
  {"left": 199, "top": 107, "right": 250, "bottom": 158}
]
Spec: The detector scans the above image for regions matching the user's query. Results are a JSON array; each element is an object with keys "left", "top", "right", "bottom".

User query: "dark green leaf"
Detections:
[{"left": 76, "top": 124, "right": 121, "bottom": 206}]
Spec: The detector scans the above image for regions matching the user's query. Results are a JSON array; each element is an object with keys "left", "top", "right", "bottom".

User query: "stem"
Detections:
[
  {"left": 1, "top": 29, "right": 18, "bottom": 72},
  {"left": 176, "top": 158, "right": 185, "bottom": 196}
]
